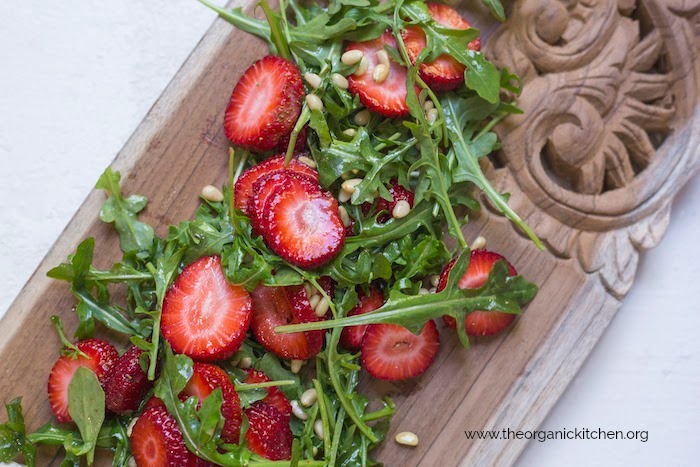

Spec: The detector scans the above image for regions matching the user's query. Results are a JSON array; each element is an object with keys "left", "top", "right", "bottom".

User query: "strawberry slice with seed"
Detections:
[
  {"left": 250, "top": 284, "right": 324, "bottom": 360},
  {"left": 105, "top": 345, "right": 152, "bottom": 414},
  {"left": 403, "top": 3, "right": 481, "bottom": 92},
  {"left": 361, "top": 320, "right": 440, "bottom": 380},
  {"left": 47, "top": 338, "right": 118, "bottom": 422},
  {"left": 346, "top": 32, "right": 418, "bottom": 118},
  {"left": 161, "top": 255, "right": 252, "bottom": 362},
  {"left": 260, "top": 173, "right": 345, "bottom": 268},
  {"left": 130, "top": 406, "right": 203, "bottom": 466},
  {"left": 234, "top": 154, "right": 318, "bottom": 215},
  {"left": 250, "top": 171, "right": 315, "bottom": 234},
  {"left": 181, "top": 363, "right": 242, "bottom": 444},
  {"left": 245, "top": 402, "right": 293, "bottom": 461},
  {"left": 362, "top": 179, "right": 415, "bottom": 222},
  {"left": 437, "top": 250, "right": 518, "bottom": 336},
  {"left": 340, "top": 287, "right": 384, "bottom": 351},
  {"left": 224, "top": 55, "right": 304, "bottom": 152},
  {"left": 244, "top": 369, "right": 291, "bottom": 418}
]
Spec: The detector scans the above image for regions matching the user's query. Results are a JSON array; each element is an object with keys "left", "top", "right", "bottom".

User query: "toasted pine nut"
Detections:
[
  {"left": 472, "top": 235, "right": 486, "bottom": 250},
  {"left": 127, "top": 417, "right": 139, "bottom": 437},
  {"left": 372, "top": 64, "right": 390, "bottom": 83},
  {"left": 343, "top": 128, "right": 357, "bottom": 137},
  {"left": 128, "top": 457, "right": 137, "bottom": 467},
  {"left": 354, "top": 110, "right": 370, "bottom": 126},
  {"left": 291, "top": 400, "right": 308, "bottom": 420},
  {"left": 306, "top": 94, "right": 324, "bottom": 111},
  {"left": 341, "top": 49, "right": 364, "bottom": 65},
  {"left": 423, "top": 100, "right": 434, "bottom": 111},
  {"left": 312, "top": 446, "right": 319, "bottom": 456},
  {"left": 392, "top": 200, "right": 411, "bottom": 219},
  {"left": 201, "top": 185, "right": 224, "bottom": 202},
  {"left": 331, "top": 73, "right": 349, "bottom": 89},
  {"left": 290, "top": 359, "right": 304, "bottom": 374},
  {"left": 300, "top": 388, "right": 318, "bottom": 407},
  {"left": 338, "top": 190, "right": 352, "bottom": 203},
  {"left": 354, "top": 56, "right": 369, "bottom": 76},
  {"left": 309, "top": 294, "right": 321, "bottom": 309},
  {"left": 298, "top": 156, "right": 317, "bottom": 169},
  {"left": 376, "top": 49, "right": 390, "bottom": 67},
  {"left": 314, "top": 419, "right": 325, "bottom": 440},
  {"left": 314, "top": 297, "right": 330, "bottom": 317},
  {"left": 342, "top": 178, "right": 363, "bottom": 194},
  {"left": 426, "top": 108, "right": 439, "bottom": 124},
  {"left": 238, "top": 356, "right": 252, "bottom": 369},
  {"left": 430, "top": 275, "right": 440, "bottom": 287},
  {"left": 418, "top": 288, "right": 430, "bottom": 295},
  {"left": 338, "top": 206, "right": 352, "bottom": 227},
  {"left": 304, "top": 72, "right": 322, "bottom": 89},
  {"left": 395, "top": 431, "right": 419, "bottom": 446},
  {"left": 429, "top": 287, "right": 437, "bottom": 293}
]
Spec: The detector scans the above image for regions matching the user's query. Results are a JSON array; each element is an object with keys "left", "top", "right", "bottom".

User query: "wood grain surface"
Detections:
[{"left": 0, "top": 0, "right": 697, "bottom": 465}]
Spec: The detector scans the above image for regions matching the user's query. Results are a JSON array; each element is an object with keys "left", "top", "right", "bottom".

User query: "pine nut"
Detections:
[
  {"left": 238, "top": 356, "right": 252, "bottom": 369},
  {"left": 298, "top": 156, "right": 317, "bottom": 168},
  {"left": 304, "top": 72, "right": 322, "bottom": 89},
  {"left": 338, "top": 190, "right": 352, "bottom": 203},
  {"left": 392, "top": 200, "right": 411, "bottom": 219},
  {"left": 342, "top": 178, "right": 363, "bottom": 194},
  {"left": 354, "top": 109, "right": 370, "bottom": 126},
  {"left": 472, "top": 235, "right": 486, "bottom": 250},
  {"left": 430, "top": 275, "right": 440, "bottom": 287},
  {"left": 331, "top": 73, "right": 349, "bottom": 89},
  {"left": 354, "top": 56, "right": 369, "bottom": 76},
  {"left": 395, "top": 431, "right": 419, "bottom": 446},
  {"left": 312, "top": 446, "right": 318, "bottom": 456},
  {"left": 314, "top": 419, "right": 325, "bottom": 440},
  {"left": 423, "top": 100, "right": 434, "bottom": 111},
  {"left": 314, "top": 297, "right": 330, "bottom": 317},
  {"left": 418, "top": 288, "right": 430, "bottom": 295},
  {"left": 309, "top": 294, "right": 321, "bottom": 309},
  {"left": 127, "top": 417, "right": 139, "bottom": 437},
  {"left": 376, "top": 49, "right": 390, "bottom": 67},
  {"left": 343, "top": 128, "right": 357, "bottom": 137},
  {"left": 338, "top": 206, "right": 351, "bottom": 227},
  {"left": 201, "top": 185, "right": 224, "bottom": 202},
  {"left": 290, "top": 359, "right": 304, "bottom": 374},
  {"left": 291, "top": 400, "right": 308, "bottom": 420},
  {"left": 306, "top": 94, "right": 324, "bottom": 111},
  {"left": 372, "top": 64, "right": 390, "bottom": 83},
  {"left": 426, "top": 108, "right": 438, "bottom": 124},
  {"left": 341, "top": 49, "right": 364, "bottom": 65},
  {"left": 128, "top": 457, "right": 137, "bottom": 467},
  {"left": 300, "top": 388, "right": 318, "bottom": 407}
]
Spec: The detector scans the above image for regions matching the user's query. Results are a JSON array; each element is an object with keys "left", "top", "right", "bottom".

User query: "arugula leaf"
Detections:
[
  {"left": 481, "top": 0, "right": 506, "bottom": 22},
  {"left": 0, "top": 398, "right": 35, "bottom": 466},
  {"left": 95, "top": 168, "right": 154, "bottom": 257},
  {"left": 68, "top": 367, "right": 106, "bottom": 465}
]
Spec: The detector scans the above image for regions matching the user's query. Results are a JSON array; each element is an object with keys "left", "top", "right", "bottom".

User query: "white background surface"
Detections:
[{"left": 0, "top": 2, "right": 698, "bottom": 466}]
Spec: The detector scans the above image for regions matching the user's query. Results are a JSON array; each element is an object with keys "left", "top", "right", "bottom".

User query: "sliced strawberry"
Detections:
[
  {"left": 403, "top": 3, "right": 481, "bottom": 92},
  {"left": 224, "top": 55, "right": 304, "bottom": 152},
  {"left": 161, "top": 255, "right": 252, "bottom": 362},
  {"left": 245, "top": 402, "right": 293, "bottom": 461},
  {"left": 181, "top": 363, "right": 242, "bottom": 444},
  {"left": 316, "top": 276, "right": 336, "bottom": 299},
  {"left": 437, "top": 250, "right": 518, "bottom": 336},
  {"left": 260, "top": 173, "right": 345, "bottom": 268},
  {"left": 47, "top": 338, "right": 118, "bottom": 422},
  {"left": 250, "top": 171, "right": 316, "bottom": 234},
  {"left": 244, "top": 369, "right": 291, "bottom": 417},
  {"left": 361, "top": 320, "right": 439, "bottom": 381},
  {"left": 143, "top": 395, "right": 165, "bottom": 410},
  {"left": 250, "top": 284, "right": 324, "bottom": 360},
  {"left": 363, "top": 179, "right": 415, "bottom": 223},
  {"left": 276, "top": 125, "right": 308, "bottom": 153},
  {"left": 234, "top": 154, "right": 319, "bottom": 214},
  {"left": 105, "top": 345, "right": 152, "bottom": 414},
  {"left": 340, "top": 287, "right": 385, "bottom": 351},
  {"left": 130, "top": 406, "right": 200, "bottom": 466},
  {"left": 346, "top": 32, "right": 418, "bottom": 117}
]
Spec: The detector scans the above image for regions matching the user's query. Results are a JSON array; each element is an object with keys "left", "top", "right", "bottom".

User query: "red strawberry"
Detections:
[
  {"left": 181, "top": 363, "right": 242, "bottom": 444},
  {"left": 403, "top": 3, "right": 481, "bottom": 91},
  {"left": 105, "top": 345, "right": 152, "bottom": 414},
  {"left": 346, "top": 32, "right": 419, "bottom": 117},
  {"left": 250, "top": 171, "right": 315, "bottom": 234},
  {"left": 245, "top": 402, "right": 293, "bottom": 461},
  {"left": 143, "top": 395, "right": 165, "bottom": 410},
  {"left": 276, "top": 125, "right": 308, "bottom": 153},
  {"left": 250, "top": 284, "right": 324, "bottom": 360},
  {"left": 47, "top": 338, "right": 118, "bottom": 422},
  {"left": 361, "top": 320, "right": 439, "bottom": 381},
  {"left": 316, "top": 276, "right": 336, "bottom": 299},
  {"left": 224, "top": 55, "right": 304, "bottom": 152},
  {"left": 130, "top": 406, "right": 200, "bottom": 466},
  {"left": 244, "top": 369, "right": 291, "bottom": 417},
  {"left": 234, "top": 154, "right": 318, "bottom": 214},
  {"left": 161, "top": 255, "right": 252, "bottom": 362},
  {"left": 340, "top": 287, "right": 384, "bottom": 351},
  {"left": 363, "top": 179, "right": 414, "bottom": 222},
  {"left": 259, "top": 173, "right": 345, "bottom": 268},
  {"left": 437, "top": 250, "right": 518, "bottom": 336}
]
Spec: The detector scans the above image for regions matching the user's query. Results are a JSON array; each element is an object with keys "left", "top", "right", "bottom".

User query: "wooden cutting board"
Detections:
[{"left": 1, "top": 0, "right": 697, "bottom": 465}]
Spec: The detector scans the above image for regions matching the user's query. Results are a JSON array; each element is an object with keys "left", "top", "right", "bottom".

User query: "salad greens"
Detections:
[{"left": 1, "top": 0, "right": 542, "bottom": 465}]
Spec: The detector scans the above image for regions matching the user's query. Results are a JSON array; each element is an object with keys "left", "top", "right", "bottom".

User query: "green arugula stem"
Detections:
[
  {"left": 50, "top": 316, "right": 89, "bottom": 358},
  {"left": 311, "top": 379, "right": 332, "bottom": 456},
  {"left": 285, "top": 106, "right": 311, "bottom": 165},
  {"left": 235, "top": 380, "right": 295, "bottom": 391},
  {"left": 475, "top": 112, "right": 507, "bottom": 140},
  {"left": 145, "top": 262, "right": 161, "bottom": 380}
]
